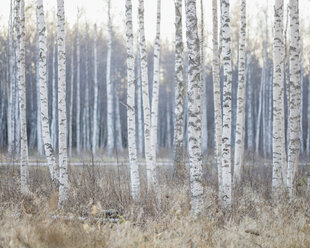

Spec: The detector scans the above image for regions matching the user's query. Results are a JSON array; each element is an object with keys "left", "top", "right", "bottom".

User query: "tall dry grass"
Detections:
[{"left": 0, "top": 159, "right": 309, "bottom": 247}]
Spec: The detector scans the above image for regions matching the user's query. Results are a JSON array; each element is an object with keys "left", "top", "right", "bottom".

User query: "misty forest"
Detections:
[{"left": 0, "top": 0, "right": 310, "bottom": 246}]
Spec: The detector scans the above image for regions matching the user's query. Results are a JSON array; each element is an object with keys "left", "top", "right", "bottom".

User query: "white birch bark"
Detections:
[
  {"left": 57, "top": 0, "right": 68, "bottom": 206},
  {"left": 16, "top": 0, "right": 29, "bottom": 194},
  {"left": 51, "top": 43, "right": 57, "bottom": 151},
  {"left": 125, "top": 0, "right": 140, "bottom": 199},
  {"left": 233, "top": 0, "right": 246, "bottom": 184},
  {"left": 246, "top": 54, "right": 254, "bottom": 152},
  {"left": 136, "top": 44, "right": 144, "bottom": 157},
  {"left": 173, "top": 0, "right": 185, "bottom": 177},
  {"left": 256, "top": 65, "right": 264, "bottom": 155},
  {"left": 83, "top": 40, "right": 90, "bottom": 150},
  {"left": 212, "top": 0, "right": 223, "bottom": 191},
  {"left": 36, "top": 0, "right": 57, "bottom": 182},
  {"left": 150, "top": 0, "right": 161, "bottom": 175},
  {"left": 221, "top": 0, "right": 232, "bottom": 207},
  {"left": 92, "top": 24, "right": 98, "bottom": 155},
  {"left": 106, "top": 0, "right": 114, "bottom": 155},
  {"left": 138, "top": 0, "right": 157, "bottom": 190},
  {"left": 286, "top": 0, "right": 300, "bottom": 197},
  {"left": 272, "top": 0, "right": 285, "bottom": 194},
  {"left": 185, "top": 0, "right": 204, "bottom": 215}
]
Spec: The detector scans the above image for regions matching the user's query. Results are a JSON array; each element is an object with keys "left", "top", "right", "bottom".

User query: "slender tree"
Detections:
[
  {"left": 76, "top": 11, "right": 81, "bottom": 153},
  {"left": 173, "top": 0, "right": 185, "bottom": 177},
  {"left": 287, "top": 0, "right": 300, "bottom": 197},
  {"left": 150, "top": 0, "right": 161, "bottom": 177},
  {"left": 92, "top": 24, "right": 98, "bottom": 155},
  {"left": 272, "top": 0, "right": 285, "bottom": 194},
  {"left": 57, "top": 0, "right": 68, "bottom": 206},
  {"left": 51, "top": 42, "right": 57, "bottom": 151},
  {"left": 212, "top": 0, "right": 223, "bottom": 192},
  {"left": 125, "top": 0, "right": 140, "bottom": 199},
  {"left": 69, "top": 42, "right": 74, "bottom": 156},
  {"left": 185, "top": 0, "right": 204, "bottom": 215},
  {"left": 138, "top": 0, "right": 157, "bottom": 190},
  {"left": 221, "top": 0, "right": 232, "bottom": 207},
  {"left": 107, "top": 0, "right": 114, "bottom": 155},
  {"left": 233, "top": 0, "right": 246, "bottom": 184},
  {"left": 36, "top": 0, "right": 57, "bottom": 182}
]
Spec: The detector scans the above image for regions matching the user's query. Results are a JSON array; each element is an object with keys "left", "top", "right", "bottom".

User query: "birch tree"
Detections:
[
  {"left": 233, "top": 0, "right": 246, "bottom": 184},
  {"left": 106, "top": 0, "right": 114, "bottom": 155},
  {"left": 125, "top": 0, "right": 140, "bottom": 199},
  {"left": 173, "top": 0, "right": 185, "bottom": 177},
  {"left": 185, "top": 0, "right": 204, "bottom": 215},
  {"left": 76, "top": 12, "right": 81, "bottom": 153},
  {"left": 16, "top": 0, "right": 29, "bottom": 194},
  {"left": 287, "top": 0, "right": 300, "bottom": 197},
  {"left": 36, "top": 0, "right": 57, "bottom": 182},
  {"left": 212, "top": 0, "right": 223, "bottom": 191},
  {"left": 51, "top": 42, "right": 57, "bottom": 151},
  {"left": 69, "top": 42, "right": 74, "bottom": 156},
  {"left": 138, "top": 0, "right": 157, "bottom": 190},
  {"left": 150, "top": 0, "right": 161, "bottom": 175},
  {"left": 57, "top": 0, "right": 68, "bottom": 206},
  {"left": 92, "top": 24, "right": 98, "bottom": 155},
  {"left": 272, "top": 0, "right": 285, "bottom": 194},
  {"left": 221, "top": 0, "right": 232, "bottom": 207}
]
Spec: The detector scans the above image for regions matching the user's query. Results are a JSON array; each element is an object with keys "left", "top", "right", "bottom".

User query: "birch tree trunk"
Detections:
[
  {"left": 307, "top": 73, "right": 310, "bottom": 157},
  {"left": 16, "top": 0, "right": 29, "bottom": 194},
  {"left": 136, "top": 44, "right": 144, "bottom": 157},
  {"left": 221, "top": 0, "right": 232, "bottom": 207},
  {"left": 36, "top": 0, "right": 57, "bottom": 182},
  {"left": 287, "top": 0, "right": 300, "bottom": 197},
  {"left": 246, "top": 54, "right": 254, "bottom": 152},
  {"left": 212, "top": 0, "right": 223, "bottom": 191},
  {"left": 92, "top": 24, "right": 98, "bottom": 155},
  {"left": 57, "top": 0, "right": 68, "bottom": 206},
  {"left": 233, "top": 0, "right": 246, "bottom": 184},
  {"left": 138, "top": 0, "right": 157, "bottom": 190},
  {"left": 185, "top": 0, "right": 204, "bottom": 215},
  {"left": 200, "top": 0, "right": 207, "bottom": 154},
  {"left": 51, "top": 43, "right": 57, "bottom": 151},
  {"left": 150, "top": 0, "right": 161, "bottom": 176},
  {"left": 272, "top": 0, "right": 285, "bottom": 194},
  {"left": 173, "top": 0, "right": 185, "bottom": 178},
  {"left": 115, "top": 94, "right": 123, "bottom": 151},
  {"left": 125, "top": 0, "right": 140, "bottom": 199},
  {"left": 107, "top": 0, "right": 114, "bottom": 155}
]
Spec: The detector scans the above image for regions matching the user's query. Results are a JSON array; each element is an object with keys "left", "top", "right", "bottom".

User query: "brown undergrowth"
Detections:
[{"left": 0, "top": 160, "right": 309, "bottom": 247}]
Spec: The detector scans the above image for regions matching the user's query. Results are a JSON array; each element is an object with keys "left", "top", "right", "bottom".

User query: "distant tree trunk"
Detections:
[
  {"left": 287, "top": 0, "right": 300, "bottom": 197},
  {"left": 8, "top": 0, "right": 15, "bottom": 156},
  {"left": 299, "top": 41, "right": 304, "bottom": 155},
  {"left": 57, "top": 0, "right": 68, "bottom": 206},
  {"left": 69, "top": 42, "right": 74, "bottom": 156},
  {"left": 107, "top": 0, "right": 114, "bottom": 155},
  {"left": 173, "top": 0, "right": 185, "bottom": 178},
  {"left": 166, "top": 84, "right": 172, "bottom": 148},
  {"left": 150, "top": 0, "right": 161, "bottom": 176},
  {"left": 212, "top": 0, "right": 223, "bottom": 191},
  {"left": 125, "top": 0, "right": 140, "bottom": 199},
  {"left": 115, "top": 94, "right": 123, "bottom": 151},
  {"left": 92, "top": 24, "right": 98, "bottom": 155},
  {"left": 16, "top": 0, "right": 29, "bottom": 194},
  {"left": 272, "top": 0, "right": 285, "bottom": 194},
  {"left": 76, "top": 14, "right": 81, "bottom": 153},
  {"left": 36, "top": 0, "right": 57, "bottom": 182},
  {"left": 233, "top": 0, "right": 246, "bottom": 184},
  {"left": 256, "top": 64, "right": 264, "bottom": 155},
  {"left": 138, "top": 0, "right": 157, "bottom": 190},
  {"left": 185, "top": 0, "right": 204, "bottom": 215},
  {"left": 51, "top": 43, "right": 57, "bottom": 151},
  {"left": 246, "top": 54, "right": 254, "bottom": 152},
  {"left": 83, "top": 37, "right": 90, "bottom": 150},
  {"left": 221, "top": 0, "right": 232, "bottom": 207}
]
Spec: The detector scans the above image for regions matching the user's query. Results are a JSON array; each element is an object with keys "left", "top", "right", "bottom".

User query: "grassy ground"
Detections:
[{"left": 0, "top": 158, "right": 310, "bottom": 247}]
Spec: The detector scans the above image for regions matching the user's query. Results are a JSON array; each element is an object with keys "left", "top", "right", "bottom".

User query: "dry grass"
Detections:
[{"left": 0, "top": 160, "right": 310, "bottom": 248}]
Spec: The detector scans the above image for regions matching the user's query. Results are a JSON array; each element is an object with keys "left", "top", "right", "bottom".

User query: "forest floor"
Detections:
[{"left": 0, "top": 158, "right": 310, "bottom": 247}]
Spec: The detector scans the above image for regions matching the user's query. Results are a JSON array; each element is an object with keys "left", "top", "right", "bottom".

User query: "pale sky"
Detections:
[{"left": 0, "top": 0, "right": 309, "bottom": 46}]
